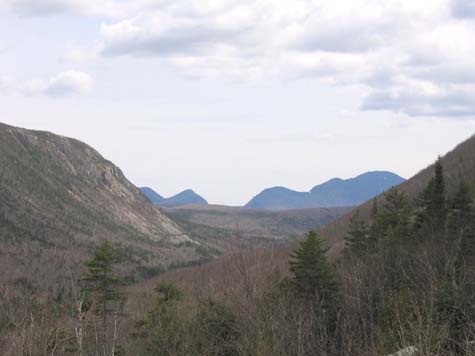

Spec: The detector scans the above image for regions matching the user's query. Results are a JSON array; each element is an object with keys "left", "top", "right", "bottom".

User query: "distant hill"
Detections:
[
  {"left": 245, "top": 171, "right": 405, "bottom": 210},
  {"left": 320, "top": 134, "right": 475, "bottom": 256},
  {"left": 141, "top": 188, "right": 208, "bottom": 207},
  {"left": 164, "top": 204, "right": 352, "bottom": 241},
  {"left": 140, "top": 187, "right": 164, "bottom": 204},
  {"left": 0, "top": 122, "right": 206, "bottom": 287}
]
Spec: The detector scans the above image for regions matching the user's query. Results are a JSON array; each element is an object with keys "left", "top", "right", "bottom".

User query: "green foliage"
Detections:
[
  {"left": 82, "top": 241, "right": 125, "bottom": 313},
  {"left": 345, "top": 210, "right": 371, "bottom": 257},
  {"left": 447, "top": 179, "right": 474, "bottom": 254},
  {"left": 136, "top": 282, "right": 242, "bottom": 356},
  {"left": 289, "top": 231, "right": 339, "bottom": 306},
  {"left": 81, "top": 241, "right": 126, "bottom": 355},
  {"left": 135, "top": 282, "right": 186, "bottom": 356},
  {"left": 340, "top": 159, "right": 475, "bottom": 355},
  {"left": 192, "top": 300, "right": 240, "bottom": 356},
  {"left": 416, "top": 158, "right": 447, "bottom": 239},
  {"left": 376, "top": 187, "right": 411, "bottom": 243}
]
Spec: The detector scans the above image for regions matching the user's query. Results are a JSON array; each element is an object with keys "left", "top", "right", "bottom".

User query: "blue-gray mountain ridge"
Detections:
[
  {"left": 245, "top": 171, "right": 405, "bottom": 210},
  {"left": 141, "top": 188, "right": 208, "bottom": 207}
]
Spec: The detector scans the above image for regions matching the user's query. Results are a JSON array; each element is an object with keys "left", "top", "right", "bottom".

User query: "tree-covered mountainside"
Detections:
[
  {"left": 141, "top": 187, "right": 208, "bottom": 207},
  {"left": 245, "top": 171, "right": 405, "bottom": 210},
  {"left": 0, "top": 122, "right": 208, "bottom": 286},
  {"left": 320, "top": 134, "right": 475, "bottom": 256}
]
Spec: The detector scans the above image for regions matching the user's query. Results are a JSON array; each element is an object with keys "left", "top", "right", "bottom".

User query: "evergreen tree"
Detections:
[
  {"left": 432, "top": 158, "right": 446, "bottom": 224},
  {"left": 136, "top": 282, "right": 186, "bottom": 356},
  {"left": 289, "top": 231, "right": 338, "bottom": 304},
  {"left": 192, "top": 299, "right": 240, "bottom": 356},
  {"left": 371, "top": 198, "right": 379, "bottom": 220},
  {"left": 416, "top": 159, "right": 447, "bottom": 239},
  {"left": 376, "top": 187, "right": 410, "bottom": 244},
  {"left": 81, "top": 241, "right": 125, "bottom": 356},
  {"left": 448, "top": 179, "right": 474, "bottom": 254},
  {"left": 345, "top": 210, "right": 371, "bottom": 257}
]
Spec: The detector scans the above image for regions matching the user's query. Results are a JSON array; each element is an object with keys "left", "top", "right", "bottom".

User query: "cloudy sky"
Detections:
[{"left": 1, "top": 0, "right": 475, "bottom": 205}]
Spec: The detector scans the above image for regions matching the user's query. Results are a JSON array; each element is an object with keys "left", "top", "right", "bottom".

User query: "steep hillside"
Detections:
[
  {"left": 320, "top": 134, "right": 475, "bottom": 255},
  {"left": 245, "top": 171, "right": 404, "bottom": 210},
  {"left": 141, "top": 187, "right": 208, "bottom": 207},
  {"left": 0, "top": 123, "right": 206, "bottom": 286},
  {"left": 164, "top": 204, "right": 351, "bottom": 241}
]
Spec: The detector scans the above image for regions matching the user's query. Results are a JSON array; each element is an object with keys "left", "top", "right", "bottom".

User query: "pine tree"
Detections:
[
  {"left": 377, "top": 187, "right": 410, "bottom": 244},
  {"left": 289, "top": 231, "right": 338, "bottom": 304},
  {"left": 431, "top": 158, "right": 447, "bottom": 232},
  {"left": 345, "top": 210, "right": 371, "bottom": 257},
  {"left": 136, "top": 282, "right": 186, "bottom": 356},
  {"left": 81, "top": 241, "right": 125, "bottom": 356},
  {"left": 416, "top": 159, "right": 447, "bottom": 239},
  {"left": 448, "top": 179, "right": 474, "bottom": 254},
  {"left": 371, "top": 198, "right": 379, "bottom": 220}
]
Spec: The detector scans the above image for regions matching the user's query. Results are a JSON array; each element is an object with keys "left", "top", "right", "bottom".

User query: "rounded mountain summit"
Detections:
[{"left": 245, "top": 171, "right": 405, "bottom": 210}]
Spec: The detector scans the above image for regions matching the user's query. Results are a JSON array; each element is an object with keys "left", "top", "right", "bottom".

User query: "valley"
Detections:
[{"left": 1, "top": 121, "right": 474, "bottom": 356}]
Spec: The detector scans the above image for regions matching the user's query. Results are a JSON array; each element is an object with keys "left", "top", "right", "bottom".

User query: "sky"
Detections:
[{"left": 1, "top": 0, "right": 475, "bottom": 206}]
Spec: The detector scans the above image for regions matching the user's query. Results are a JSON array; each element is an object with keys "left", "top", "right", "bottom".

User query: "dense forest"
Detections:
[{"left": 2, "top": 159, "right": 475, "bottom": 355}]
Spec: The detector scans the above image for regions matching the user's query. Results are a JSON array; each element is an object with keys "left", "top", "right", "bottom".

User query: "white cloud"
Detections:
[
  {"left": 451, "top": 0, "right": 475, "bottom": 19},
  {"left": 41, "top": 71, "right": 93, "bottom": 96},
  {"left": 93, "top": 0, "right": 475, "bottom": 117},
  {"left": 362, "top": 76, "right": 475, "bottom": 117},
  {"left": 7, "top": 0, "right": 475, "bottom": 117},
  {"left": 1, "top": 71, "right": 93, "bottom": 97},
  {"left": 3, "top": 0, "right": 142, "bottom": 17},
  {"left": 100, "top": 15, "right": 245, "bottom": 57}
]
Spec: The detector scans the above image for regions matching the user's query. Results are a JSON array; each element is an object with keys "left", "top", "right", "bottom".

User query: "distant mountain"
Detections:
[
  {"left": 141, "top": 188, "right": 208, "bottom": 207},
  {"left": 0, "top": 122, "right": 203, "bottom": 287},
  {"left": 245, "top": 171, "right": 405, "bottom": 210},
  {"left": 141, "top": 187, "right": 165, "bottom": 204}
]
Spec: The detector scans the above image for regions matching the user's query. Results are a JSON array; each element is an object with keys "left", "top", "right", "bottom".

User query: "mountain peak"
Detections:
[
  {"left": 246, "top": 171, "right": 405, "bottom": 210},
  {"left": 140, "top": 187, "right": 208, "bottom": 207}
]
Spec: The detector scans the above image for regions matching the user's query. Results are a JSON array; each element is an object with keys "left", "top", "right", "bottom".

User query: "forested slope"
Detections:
[
  {"left": 320, "top": 134, "right": 475, "bottom": 255},
  {"left": 0, "top": 122, "right": 205, "bottom": 286}
]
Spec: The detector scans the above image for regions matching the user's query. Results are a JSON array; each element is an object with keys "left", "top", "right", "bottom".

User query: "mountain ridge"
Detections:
[
  {"left": 245, "top": 171, "right": 405, "bottom": 210},
  {"left": 141, "top": 187, "right": 208, "bottom": 207}
]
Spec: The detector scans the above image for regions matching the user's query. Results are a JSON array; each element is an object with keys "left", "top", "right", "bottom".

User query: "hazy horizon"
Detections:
[{"left": 2, "top": 0, "right": 475, "bottom": 205}]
